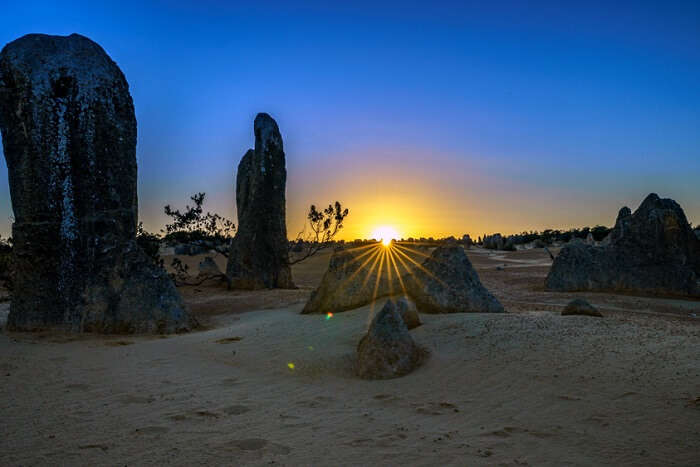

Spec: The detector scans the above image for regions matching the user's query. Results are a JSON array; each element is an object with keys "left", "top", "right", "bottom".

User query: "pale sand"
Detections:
[{"left": 1, "top": 248, "right": 699, "bottom": 466}]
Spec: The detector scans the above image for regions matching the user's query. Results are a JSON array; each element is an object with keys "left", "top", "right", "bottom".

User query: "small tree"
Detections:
[
  {"left": 136, "top": 222, "right": 164, "bottom": 269},
  {"left": 288, "top": 201, "right": 349, "bottom": 265},
  {"left": 159, "top": 192, "right": 235, "bottom": 285},
  {"left": 163, "top": 192, "right": 235, "bottom": 253}
]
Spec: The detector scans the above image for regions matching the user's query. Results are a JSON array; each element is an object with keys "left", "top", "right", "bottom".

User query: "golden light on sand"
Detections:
[{"left": 371, "top": 226, "right": 400, "bottom": 246}]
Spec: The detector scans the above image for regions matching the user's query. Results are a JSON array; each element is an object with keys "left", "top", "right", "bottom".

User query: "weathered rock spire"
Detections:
[
  {"left": 226, "top": 113, "right": 294, "bottom": 289},
  {"left": 0, "top": 33, "right": 194, "bottom": 332}
]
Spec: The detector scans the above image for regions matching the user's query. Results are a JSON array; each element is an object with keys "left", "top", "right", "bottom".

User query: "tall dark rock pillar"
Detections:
[
  {"left": 226, "top": 113, "right": 294, "bottom": 289},
  {"left": 0, "top": 33, "right": 194, "bottom": 332}
]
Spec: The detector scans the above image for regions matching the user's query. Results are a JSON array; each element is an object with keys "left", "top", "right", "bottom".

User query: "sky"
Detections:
[{"left": 0, "top": 0, "right": 698, "bottom": 241}]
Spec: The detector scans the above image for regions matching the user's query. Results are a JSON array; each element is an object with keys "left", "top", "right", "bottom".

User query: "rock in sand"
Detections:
[
  {"left": 561, "top": 298, "right": 603, "bottom": 317},
  {"left": 408, "top": 244, "right": 505, "bottom": 313},
  {"left": 356, "top": 299, "right": 423, "bottom": 379}
]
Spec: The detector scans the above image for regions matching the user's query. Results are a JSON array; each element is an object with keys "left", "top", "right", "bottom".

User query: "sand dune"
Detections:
[{"left": 1, "top": 248, "right": 699, "bottom": 465}]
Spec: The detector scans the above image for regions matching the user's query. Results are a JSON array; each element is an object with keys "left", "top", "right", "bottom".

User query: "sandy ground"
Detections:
[{"left": 1, "top": 246, "right": 699, "bottom": 466}]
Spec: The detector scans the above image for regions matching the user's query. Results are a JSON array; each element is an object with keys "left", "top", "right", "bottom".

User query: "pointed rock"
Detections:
[
  {"left": 408, "top": 244, "right": 505, "bottom": 313},
  {"left": 356, "top": 299, "right": 423, "bottom": 379}
]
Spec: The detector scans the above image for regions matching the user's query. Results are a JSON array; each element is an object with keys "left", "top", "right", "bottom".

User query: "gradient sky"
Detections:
[{"left": 0, "top": 1, "right": 698, "bottom": 240}]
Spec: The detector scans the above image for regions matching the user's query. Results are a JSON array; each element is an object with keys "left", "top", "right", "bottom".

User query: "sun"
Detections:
[{"left": 371, "top": 226, "right": 400, "bottom": 247}]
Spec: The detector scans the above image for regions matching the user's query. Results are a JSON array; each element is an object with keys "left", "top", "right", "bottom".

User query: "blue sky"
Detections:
[{"left": 0, "top": 1, "right": 698, "bottom": 239}]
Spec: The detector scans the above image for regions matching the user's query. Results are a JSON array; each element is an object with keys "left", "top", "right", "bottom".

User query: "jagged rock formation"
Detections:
[
  {"left": 561, "top": 298, "right": 602, "bottom": 317},
  {"left": 226, "top": 113, "right": 294, "bottom": 289},
  {"left": 0, "top": 33, "right": 194, "bottom": 333},
  {"left": 356, "top": 299, "right": 423, "bottom": 379},
  {"left": 301, "top": 245, "right": 403, "bottom": 314},
  {"left": 408, "top": 244, "right": 505, "bottom": 313},
  {"left": 546, "top": 194, "right": 700, "bottom": 297}
]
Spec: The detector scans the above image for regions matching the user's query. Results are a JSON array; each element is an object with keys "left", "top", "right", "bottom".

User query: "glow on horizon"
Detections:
[{"left": 371, "top": 226, "right": 400, "bottom": 246}]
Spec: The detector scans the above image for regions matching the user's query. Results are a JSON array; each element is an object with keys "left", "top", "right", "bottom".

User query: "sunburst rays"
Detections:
[{"left": 318, "top": 239, "right": 451, "bottom": 325}]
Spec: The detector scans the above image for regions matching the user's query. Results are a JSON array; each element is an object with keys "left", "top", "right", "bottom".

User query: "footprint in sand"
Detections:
[
  {"left": 220, "top": 377, "right": 239, "bottom": 387},
  {"left": 223, "top": 405, "right": 250, "bottom": 415},
  {"left": 225, "top": 439, "right": 291, "bottom": 454},
  {"left": 65, "top": 383, "right": 90, "bottom": 391},
  {"left": 104, "top": 340, "right": 133, "bottom": 347},
  {"left": 373, "top": 394, "right": 401, "bottom": 403},
  {"left": 215, "top": 337, "right": 243, "bottom": 344},
  {"left": 134, "top": 426, "right": 169, "bottom": 435},
  {"left": 78, "top": 443, "right": 110, "bottom": 452},
  {"left": 412, "top": 401, "right": 459, "bottom": 415},
  {"left": 118, "top": 394, "right": 155, "bottom": 404}
]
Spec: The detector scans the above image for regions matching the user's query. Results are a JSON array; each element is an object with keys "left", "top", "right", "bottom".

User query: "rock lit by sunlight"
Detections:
[{"left": 371, "top": 226, "right": 399, "bottom": 246}]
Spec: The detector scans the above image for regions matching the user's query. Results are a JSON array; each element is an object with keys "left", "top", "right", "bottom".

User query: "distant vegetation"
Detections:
[
  {"left": 162, "top": 192, "right": 236, "bottom": 252},
  {"left": 288, "top": 202, "right": 349, "bottom": 265},
  {"left": 135, "top": 193, "right": 349, "bottom": 284},
  {"left": 0, "top": 235, "right": 12, "bottom": 291}
]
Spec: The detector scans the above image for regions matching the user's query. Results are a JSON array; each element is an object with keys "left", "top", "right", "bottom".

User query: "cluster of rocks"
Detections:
[
  {"left": 226, "top": 113, "right": 294, "bottom": 290},
  {"left": 0, "top": 34, "right": 195, "bottom": 333},
  {"left": 481, "top": 233, "right": 521, "bottom": 251},
  {"left": 546, "top": 194, "right": 700, "bottom": 297},
  {"left": 304, "top": 242, "right": 504, "bottom": 315},
  {"left": 482, "top": 233, "right": 505, "bottom": 250},
  {"left": 301, "top": 246, "right": 403, "bottom": 314}
]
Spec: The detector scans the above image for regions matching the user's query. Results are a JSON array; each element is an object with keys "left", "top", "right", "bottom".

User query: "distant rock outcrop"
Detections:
[
  {"left": 197, "top": 256, "right": 223, "bottom": 283},
  {"left": 561, "top": 298, "right": 603, "bottom": 317},
  {"left": 226, "top": 113, "right": 294, "bottom": 289},
  {"left": 546, "top": 194, "right": 700, "bottom": 297},
  {"left": 356, "top": 299, "right": 423, "bottom": 379},
  {"left": 461, "top": 234, "right": 473, "bottom": 249},
  {"left": 301, "top": 245, "right": 403, "bottom": 314},
  {"left": 585, "top": 232, "right": 595, "bottom": 245},
  {"left": 407, "top": 244, "right": 505, "bottom": 313},
  {"left": 483, "top": 234, "right": 505, "bottom": 250},
  {"left": 0, "top": 34, "right": 194, "bottom": 333}
]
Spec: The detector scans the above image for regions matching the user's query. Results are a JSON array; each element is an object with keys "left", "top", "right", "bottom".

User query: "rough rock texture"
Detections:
[
  {"left": 396, "top": 296, "right": 421, "bottom": 329},
  {"left": 561, "top": 298, "right": 603, "bottom": 317},
  {"left": 0, "top": 34, "right": 193, "bottom": 332},
  {"left": 408, "top": 244, "right": 505, "bottom": 313},
  {"left": 546, "top": 194, "right": 700, "bottom": 297},
  {"left": 356, "top": 299, "right": 422, "bottom": 379},
  {"left": 301, "top": 245, "right": 403, "bottom": 314},
  {"left": 226, "top": 113, "right": 294, "bottom": 289}
]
